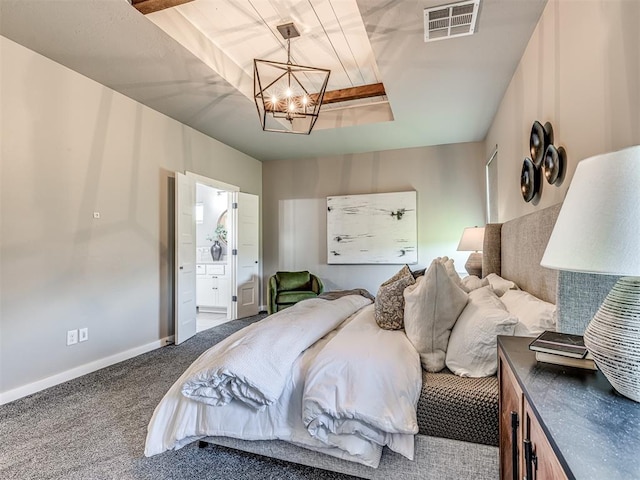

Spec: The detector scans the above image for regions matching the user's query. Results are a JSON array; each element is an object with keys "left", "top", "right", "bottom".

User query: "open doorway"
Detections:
[
  {"left": 195, "top": 183, "right": 232, "bottom": 332},
  {"left": 174, "top": 171, "right": 260, "bottom": 345}
]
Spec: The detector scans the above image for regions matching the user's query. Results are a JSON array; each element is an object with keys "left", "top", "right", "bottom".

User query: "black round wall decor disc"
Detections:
[
  {"left": 530, "top": 121, "right": 554, "bottom": 167},
  {"left": 543, "top": 144, "right": 566, "bottom": 185},
  {"left": 521, "top": 156, "right": 540, "bottom": 202}
]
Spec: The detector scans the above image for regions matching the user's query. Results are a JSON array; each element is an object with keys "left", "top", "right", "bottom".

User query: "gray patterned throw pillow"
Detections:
[{"left": 375, "top": 265, "right": 416, "bottom": 330}]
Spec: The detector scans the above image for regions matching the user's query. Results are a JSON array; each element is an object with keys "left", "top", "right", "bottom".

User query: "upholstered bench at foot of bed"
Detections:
[{"left": 417, "top": 369, "right": 498, "bottom": 447}]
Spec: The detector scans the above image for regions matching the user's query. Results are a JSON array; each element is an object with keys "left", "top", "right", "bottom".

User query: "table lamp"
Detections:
[
  {"left": 457, "top": 226, "right": 485, "bottom": 277},
  {"left": 541, "top": 145, "right": 640, "bottom": 402}
]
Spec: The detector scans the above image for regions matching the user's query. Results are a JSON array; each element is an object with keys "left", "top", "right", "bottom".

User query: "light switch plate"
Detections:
[{"left": 79, "top": 328, "right": 89, "bottom": 342}]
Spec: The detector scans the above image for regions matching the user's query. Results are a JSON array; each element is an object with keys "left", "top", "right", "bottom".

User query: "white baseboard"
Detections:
[{"left": 0, "top": 335, "right": 175, "bottom": 405}]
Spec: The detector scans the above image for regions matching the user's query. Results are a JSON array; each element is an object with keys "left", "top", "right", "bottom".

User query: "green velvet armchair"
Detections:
[{"left": 267, "top": 271, "right": 324, "bottom": 315}]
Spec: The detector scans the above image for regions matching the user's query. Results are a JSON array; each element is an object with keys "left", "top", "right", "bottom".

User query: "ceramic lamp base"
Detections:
[
  {"left": 464, "top": 252, "right": 483, "bottom": 277},
  {"left": 584, "top": 277, "right": 640, "bottom": 403}
]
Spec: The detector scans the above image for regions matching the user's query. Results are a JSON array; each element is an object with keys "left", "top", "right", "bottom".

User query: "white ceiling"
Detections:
[{"left": 0, "top": 0, "right": 547, "bottom": 161}]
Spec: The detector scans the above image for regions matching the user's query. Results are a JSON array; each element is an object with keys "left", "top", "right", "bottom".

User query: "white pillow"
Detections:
[
  {"left": 486, "top": 273, "right": 519, "bottom": 297},
  {"left": 436, "top": 256, "right": 466, "bottom": 290},
  {"left": 403, "top": 259, "right": 468, "bottom": 372},
  {"left": 501, "top": 290, "right": 557, "bottom": 337},
  {"left": 461, "top": 275, "right": 489, "bottom": 292},
  {"left": 445, "top": 286, "right": 518, "bottom": 377}
]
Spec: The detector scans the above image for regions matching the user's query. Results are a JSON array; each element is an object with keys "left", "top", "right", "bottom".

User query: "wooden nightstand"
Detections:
[{"left": 498, "top": 336, "right": 640, "bottom": 480}]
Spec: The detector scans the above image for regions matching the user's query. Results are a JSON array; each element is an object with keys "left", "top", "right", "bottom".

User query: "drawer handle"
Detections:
[
  {"left": 511, "top": 411, "right": 519, "bottom": 480},
  {"left": 524, "top": 439, "right": 537, "bottom": 480}
]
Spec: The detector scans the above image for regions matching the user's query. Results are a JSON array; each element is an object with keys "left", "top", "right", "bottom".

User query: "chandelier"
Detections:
[{"left": 253, "top": 23, "right": 331, "bottom": 134}]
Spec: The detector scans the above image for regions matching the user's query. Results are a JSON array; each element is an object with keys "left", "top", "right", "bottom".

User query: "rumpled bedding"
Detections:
[
  {"left": 145, "top": 295, "right": 422, "bottom": 467},
  {"left": 181, "top": 295, "right": 371, "bottom": 409},
  {"left": 303, "top": 304, "right": 421, "bottom": 460},
  {"left": 317, "top": 288, "right": 376, "bottom": 302}
]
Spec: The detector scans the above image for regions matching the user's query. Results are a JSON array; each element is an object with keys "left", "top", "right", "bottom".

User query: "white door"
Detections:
[
  {"left": 234, "top": 192, "right": 260, "bottom": 318},
  {"left": 175, "top": 172, "right": 197, "bottom": 344}
]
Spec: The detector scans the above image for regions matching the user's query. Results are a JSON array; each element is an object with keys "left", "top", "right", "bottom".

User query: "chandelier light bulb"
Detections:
[
  {"left": 286, "top": 88, "right": 292, "bottom": 98},
  {"left": 302, "top": 96, "right": 308, "bottom": 105},
  {"left": 288, "top": 102, "right": 296, "bottom": 112},
  {"left": 270, "top": 94, "right": 277, "bottom": 104}
]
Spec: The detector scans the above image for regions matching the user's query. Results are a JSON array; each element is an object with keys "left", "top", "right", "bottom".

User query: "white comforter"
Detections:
[
  {"left": 303, "top": 304, "right": 421, "bottom": 460},
  {"left": 145, "top": 297, "right": 422, "bottom": 468},
  {"left": 182, "top": 295, "right": 371, "bottom": 408}
]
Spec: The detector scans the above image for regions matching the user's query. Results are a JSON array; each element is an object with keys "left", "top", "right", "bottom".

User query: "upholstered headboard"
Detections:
[
  {"left": 482, "top": 204, "right": 561, "bottom": 304},
  {"left": 481, "top": 203, "right": 617, "bottom": 335}
]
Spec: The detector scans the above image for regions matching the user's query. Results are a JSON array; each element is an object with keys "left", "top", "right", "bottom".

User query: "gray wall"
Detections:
[
  {"left": 485, "top": 0, "right": 640, "bottom": 222},
  {"left": 262, "top": 142, "right": 486, "bottom": 296},
  {"left": 0, "top": 37, "right": 262, "bottom": 395},
  {"left": 484, "top": 0, "right": 639, "bottom": 333}
]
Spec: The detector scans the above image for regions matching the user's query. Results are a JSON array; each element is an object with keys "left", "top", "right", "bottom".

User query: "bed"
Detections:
[{"left": 146, "top": 203, "right": 589, "bottom": 479}]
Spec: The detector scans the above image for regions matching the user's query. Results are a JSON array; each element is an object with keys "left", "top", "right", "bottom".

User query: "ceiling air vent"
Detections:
[{"left": 424, "top": 0, "right": 480, "bottom": 42}]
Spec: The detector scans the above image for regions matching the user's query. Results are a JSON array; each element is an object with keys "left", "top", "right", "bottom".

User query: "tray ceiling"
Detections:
[{"left": 0, "top": 0, "right": 547, "bottom": 161}]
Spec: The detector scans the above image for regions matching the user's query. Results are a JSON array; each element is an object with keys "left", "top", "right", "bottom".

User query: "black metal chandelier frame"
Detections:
[{"left": 253, "top": 23, "right": 330, "bottom": 135}]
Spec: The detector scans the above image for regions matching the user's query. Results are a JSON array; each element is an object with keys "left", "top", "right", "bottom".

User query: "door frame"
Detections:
[
  {"left": 485, "top": 146, "right": 498, "bottom": 223},
  {"left": 186, "top": 172, "right": 240, "bottom": 321}
]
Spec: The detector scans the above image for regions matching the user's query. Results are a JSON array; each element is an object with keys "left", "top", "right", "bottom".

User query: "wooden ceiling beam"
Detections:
[
  {"left": 132, "top": 0, "right": 194, "bottom": 15},
  {"left": 320, "top": 82, "right": 386, "bottom": 105},
  {"left": 271, "top": 83, "right": 387, "bottom": 111}
]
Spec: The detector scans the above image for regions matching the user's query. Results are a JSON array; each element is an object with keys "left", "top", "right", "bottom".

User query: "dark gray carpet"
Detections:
[{"left": 0, "top": 315, "right": 357, "bottom": 480}]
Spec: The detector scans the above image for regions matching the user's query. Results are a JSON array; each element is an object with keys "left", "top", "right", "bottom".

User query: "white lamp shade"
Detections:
[
  {"left": 457, "top": 227, "right": 485, "bottom": 252},
  {"left": 541, "top": 145, "right": 640, "bottom": 276}
]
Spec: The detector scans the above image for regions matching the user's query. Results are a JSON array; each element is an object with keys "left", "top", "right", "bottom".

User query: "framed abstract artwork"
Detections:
[{"left": 327, "top": 191, "right": 417, "bottom": 264}]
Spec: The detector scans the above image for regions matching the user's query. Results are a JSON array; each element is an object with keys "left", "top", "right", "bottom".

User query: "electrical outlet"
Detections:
[
  {"left": 79, "top": 327, "right": 89, "bottom": 342},
  {"left": 67, "top": 329, "right": 78, "bottom": 346}
]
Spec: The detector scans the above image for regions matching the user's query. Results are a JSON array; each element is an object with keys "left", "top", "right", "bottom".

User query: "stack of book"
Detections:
[{"left": 529, "top": 331, "right": 597, "bottom": 370}]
